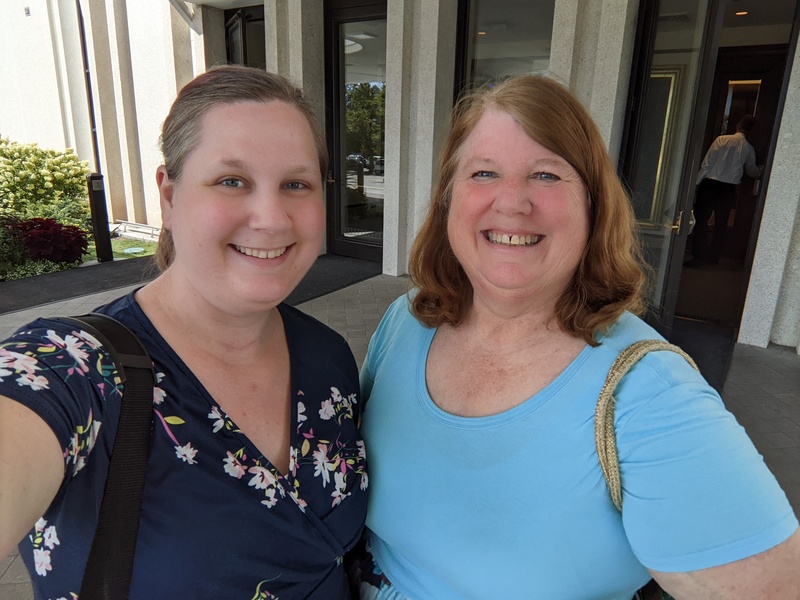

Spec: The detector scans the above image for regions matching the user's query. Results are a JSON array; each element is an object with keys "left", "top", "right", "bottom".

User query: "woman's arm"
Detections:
[
  {"left": 650, "top": 527, "right": 800, "bottom": 599},
  {"left": 0, "top": 394, "right": 64, "bottom": 558}
]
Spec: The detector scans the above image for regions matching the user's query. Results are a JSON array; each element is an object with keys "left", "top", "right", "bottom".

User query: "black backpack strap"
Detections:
[{"left": 52, "top": 313, "right": 155, "bottom": 600}]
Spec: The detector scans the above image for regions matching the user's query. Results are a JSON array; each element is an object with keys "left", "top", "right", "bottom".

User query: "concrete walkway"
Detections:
[{"left": 1, "top": 274, "right": 798, "bottom": 598}]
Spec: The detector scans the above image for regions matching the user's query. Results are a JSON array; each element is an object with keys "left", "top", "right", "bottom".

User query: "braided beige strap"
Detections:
[{"left": 595, "top": 340, "right": 699, "bottom": 511}]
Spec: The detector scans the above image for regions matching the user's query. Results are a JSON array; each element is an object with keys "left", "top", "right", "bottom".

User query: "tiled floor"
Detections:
[{"left": 1, "top": 274, "right": 798, "bottom": 597}]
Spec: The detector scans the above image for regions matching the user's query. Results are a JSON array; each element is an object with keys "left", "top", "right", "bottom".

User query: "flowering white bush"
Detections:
[{"left": 0, "top": 136, "right": 91, "bottom": 231}]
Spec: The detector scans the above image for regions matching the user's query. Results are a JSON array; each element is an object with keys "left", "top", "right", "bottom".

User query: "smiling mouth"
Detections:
[
  {"left": 233, "top": 244, "right": 287, "bottom": 259},
  {"left": 485, "top": 231, "right": 541, "bottom": 246}
]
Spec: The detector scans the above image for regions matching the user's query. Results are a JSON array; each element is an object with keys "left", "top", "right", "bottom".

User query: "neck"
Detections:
[
  {"left": 136, "top": 271, "right": 283, "bottom": 363},
  {"left": 463, "top": 292, "right": 564, "bottom": 347}
]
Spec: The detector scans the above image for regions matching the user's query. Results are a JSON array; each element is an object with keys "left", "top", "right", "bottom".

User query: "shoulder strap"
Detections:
[
  {"left": 595, "top": 340, "right": 698, "bottom": 511},
  {"left": 52, "top": 313, "right": 155, "bottom": 600}
]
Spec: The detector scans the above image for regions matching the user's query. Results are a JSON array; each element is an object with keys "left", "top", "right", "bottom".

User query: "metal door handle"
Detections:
[{"left": 664, "top": 210, "right": 692, "bottom": 236}]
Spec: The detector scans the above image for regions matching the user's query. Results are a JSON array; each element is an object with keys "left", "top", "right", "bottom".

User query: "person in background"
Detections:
[
  {"left": 685, "top": 115, "right": 761, "bottom": 267},
  {"left": 355, "top": 76, "right": 798, "bottom": 599},
  {"left": 0, "top": 65, "right": 367, "bottom": 599}
]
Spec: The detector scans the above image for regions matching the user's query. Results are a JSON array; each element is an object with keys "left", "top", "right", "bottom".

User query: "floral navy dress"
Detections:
[{"left": 0, "top": 292, "right": 368, "bottom": 599}]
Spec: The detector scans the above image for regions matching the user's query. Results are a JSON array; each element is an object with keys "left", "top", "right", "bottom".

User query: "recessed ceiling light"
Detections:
[
  {"left": 477, "top": 31, "right": 486, "bottom": 35},
  {"left": 735, "top": 11, "right": 748, "bottom": 16}
]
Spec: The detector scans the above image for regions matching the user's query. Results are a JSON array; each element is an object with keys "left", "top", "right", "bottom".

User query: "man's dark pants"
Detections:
[{"left": 691, "top": 178, "right": 737, "bottom": 265}]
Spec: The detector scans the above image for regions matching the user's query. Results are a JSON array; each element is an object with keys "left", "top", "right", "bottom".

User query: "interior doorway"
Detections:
[{"left": 676, "top": 44, "right": 789, "bottom": 327}]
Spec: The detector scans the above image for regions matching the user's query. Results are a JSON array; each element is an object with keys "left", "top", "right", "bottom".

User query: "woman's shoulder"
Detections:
[{"left": 593, "top": 312, "right": 708, "bottom": 406}]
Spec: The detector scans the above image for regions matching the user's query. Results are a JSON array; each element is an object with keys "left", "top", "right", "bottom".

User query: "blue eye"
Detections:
[
  {"left": 284, "top": 181, "right": 308, "bottom": 190},
  {"left": 219, "top": 177, "right": 245, "bottom": 188},
  {"left": 532, "top": 172, "right": 560, "bottom": 182},
  {"left": 472, "top": 170, "right": 495, "bottom": 179}
]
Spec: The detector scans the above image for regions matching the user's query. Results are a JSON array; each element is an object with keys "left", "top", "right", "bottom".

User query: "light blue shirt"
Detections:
[{"left": 361, "top": 296, "right": 797, "bottom": 600}]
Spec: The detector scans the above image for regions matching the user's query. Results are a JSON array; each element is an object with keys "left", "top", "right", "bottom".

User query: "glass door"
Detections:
[
  {"left": 325, "top": 3, "right": 387, "bottom": 261},
  {"left": 619, "top": 0, "right": 721, "bottom": 335}
]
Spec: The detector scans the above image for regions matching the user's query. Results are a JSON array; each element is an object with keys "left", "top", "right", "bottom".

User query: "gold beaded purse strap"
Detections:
[{"left": 595, "top": 340, "right": 699, "bottom": 511}]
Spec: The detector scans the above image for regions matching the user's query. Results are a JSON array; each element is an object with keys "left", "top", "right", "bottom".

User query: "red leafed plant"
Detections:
[{"left": 12, "top": 217, "right": 89, "bottom": 263}]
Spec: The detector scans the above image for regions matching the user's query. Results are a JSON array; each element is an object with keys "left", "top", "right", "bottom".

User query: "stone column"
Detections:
[
  {"left": 549, "top": 0, "right": 638, "bottom": 160},
  {"left": 739, "top": 39, "right": 800, "bottom": 350},
  {"left": 383, "top": 0, "right": 458, "bottom": 276}
]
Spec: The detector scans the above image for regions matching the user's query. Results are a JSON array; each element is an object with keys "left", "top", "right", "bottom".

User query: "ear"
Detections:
[{"left": 156, "top": 166, "right": 175, "bottom": 230}]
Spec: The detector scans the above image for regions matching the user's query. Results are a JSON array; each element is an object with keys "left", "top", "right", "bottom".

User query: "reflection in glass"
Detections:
[
  {"left": 467, "top": 0, "right": 555, "bottom": 86},
  {"left": 339, "top": 20, "right": 386, "bottom": 245},
  {"left": 627, "top": 1, "right": 711, "bottom": 311}
]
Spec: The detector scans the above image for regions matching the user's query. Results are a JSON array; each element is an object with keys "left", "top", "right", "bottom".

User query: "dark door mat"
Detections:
[
  {"left": 286, "top": 254, "right": 382, "bottom": 306},
  {"left": 0, "top": 256, "right": 158, "bottom": 314},
  {"left": 1, "top": 254, "right": 382, "bottom": 314},
  {"left": 669, "top": 318, "right": 736, "bottom": 393}
]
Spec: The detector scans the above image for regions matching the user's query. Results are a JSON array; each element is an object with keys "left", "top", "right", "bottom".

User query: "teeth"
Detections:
[
  {"left": 234, "top": 245, "right": 287, "bottom": 259},
  {"left": 487, "top": 231, "right": 540, "bottom": 246}
]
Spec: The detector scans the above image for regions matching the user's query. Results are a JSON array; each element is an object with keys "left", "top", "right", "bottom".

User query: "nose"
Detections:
[
  {"left": 492, "top": 178, "right": 533, "bottom": 215},
  {"left": 248, "top": 187, "right": 293, "bottom": 232}
]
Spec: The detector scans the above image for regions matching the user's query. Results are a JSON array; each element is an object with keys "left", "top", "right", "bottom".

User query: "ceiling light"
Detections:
[
  {"left": 344, "top": 39, "right": 363, "bottom": 54},
  {"left": 477, "top": 31, "right": 487, "bottom": 35},
  {"left": 735, "top": 11, "right": 748, "bottom": 16},
  {"left": 348, "top": 31, "right": 376, "bottom": 40}
]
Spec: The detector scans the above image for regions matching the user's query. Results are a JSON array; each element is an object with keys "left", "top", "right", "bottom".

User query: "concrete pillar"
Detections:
[
  {"left": 198, "top": 6, "right": 226, "bottom": 69},
  {"left": 86, "top": 0, "right": 128, "bottom": 221},
  {"left": 739, "top": 38, "right": 800, "bottom": 350},
  {"left": 383, "top": 0, "right": 458, "bottom": 276},
  {"left": 264, "top": 0, "right": 324, "bottom": 127},
  {"left": 549, "top": 0, "right": 638, "bottom": 160},
  {"left": 170, "top": 3, "right": 194, "bottom": 91},
  {"left": 110, "top": 0, "right": 147, "bottom": 224}
]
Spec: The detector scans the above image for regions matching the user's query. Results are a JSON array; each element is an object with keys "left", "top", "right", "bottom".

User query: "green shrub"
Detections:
[
  {"left": 0, "top": 137, "right": 92, "bottom": 232},
  {"left": 4, "top": 259, "right": 74, "bottom": 281},
  {"left": 0, "top": 215, "right": 28, "bottom": 278}
]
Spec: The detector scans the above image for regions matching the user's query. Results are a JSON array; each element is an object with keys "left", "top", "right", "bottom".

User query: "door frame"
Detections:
[
  {"left": 619, "top": 0, "right": 726, "bottom": 337},
  {"left": 323, "top": 0, "right": 387, "bottom": 262}
]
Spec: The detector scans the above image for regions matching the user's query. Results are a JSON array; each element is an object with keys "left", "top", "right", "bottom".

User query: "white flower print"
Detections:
[
  {"left": 45, "top": 331, "right": 90, "bottom": 371},
  {"left": 34, "top": 517, "right": 47, "bottom": 532},
  {"left": 33, "top": 547, "right": 52, "bottom": 576},
  {"left": 331, "top": 471, "right": 350, "bottom": 507},
  {"left": 248, "top": 465, "right": 277, "bottom": 490},
  {"left": 16, "top": 372, "right": 49, "bottom": 391},
  {"left": 288, "top": 446, "right": 298, "bottom": 477},
  {"left": 297, "top": 401, "right": 307, "bottom": 426},
  {"left": 69, "top": 327, "right": 103, "bottom": 350},
  {"left": 153, "top": 387, "right": 166, "bottom": 405},
  {"left": 261, "top": 487, "right": 279, "bottom": 508},
  {"left": 43, "top": 525, "right": 59, "bottom": 549},
  {"left": 0, "top": 349, "right": 39, "bottom": 375},
  {"left": 360, "top": 471, "right": 369, "bottom": 491},
  {"left": 153, "top": 372, "right": 166, "bottom": 405},
  {"left": 85, "top": 419, "right": 102, "bottom": 455},
  {"left": 357, "top": 439, "right": 366, "bottom": 461},
  {"left": 319, "top": 399, "right": 335, "bottom": 420},
  {"left": 175, "top": 443, "right": 198, "bottom": 464},
  {"left": 312, "top": 443, "right": 334, "bottom": 486},
  {"left": 208, "top": 406, "right": 225, "bottom": 433},
  {"left": 223, "top": 451, "right": 246, "bottom": 479}
]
